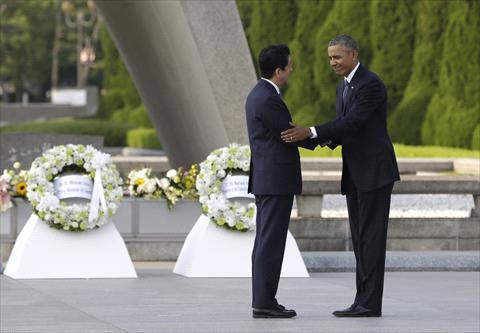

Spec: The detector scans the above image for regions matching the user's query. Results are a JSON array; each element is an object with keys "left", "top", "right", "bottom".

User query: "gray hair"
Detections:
[{"left": 328, "top": 35, "right": 359, "bottom": 51}]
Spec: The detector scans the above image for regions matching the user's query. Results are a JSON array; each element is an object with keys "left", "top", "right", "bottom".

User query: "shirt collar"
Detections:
[
  {"left": 261, "top": 77, "right": 280, "bottom": 95},
  {"left": 345, "top": 62, "right": 360, "bottom": 83}
]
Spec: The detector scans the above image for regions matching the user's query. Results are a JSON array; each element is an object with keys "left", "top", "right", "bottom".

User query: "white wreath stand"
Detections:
[
  {"left": 4, "top": 214, "right": 137, "bottom": 279},
  {"left": 174, "top": 214, "right": 309, "bottom": 278}
]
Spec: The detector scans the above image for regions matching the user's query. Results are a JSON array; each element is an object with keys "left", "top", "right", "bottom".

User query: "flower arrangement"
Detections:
[
  {"left": 196, "top": 143, "right": 256, "bottom": 232},
  {"left": 27, "top": 144, "right": 123, "bottom": 232},
  {"left": 127, "top": 164, "right": 199, "bottom": 209},
  {"left": 0, "top": 162, "right": 28, "bottom": 212}
]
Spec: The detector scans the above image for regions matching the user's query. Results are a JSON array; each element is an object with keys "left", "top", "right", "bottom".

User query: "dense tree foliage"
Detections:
[{"left": 388, "top": 0, "right": 448, "bottom": 145}]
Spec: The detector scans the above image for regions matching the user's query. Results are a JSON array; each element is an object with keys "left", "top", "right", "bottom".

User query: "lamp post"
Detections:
[{"left": 62, "top": 0, "right": 97, "bottom": 87}]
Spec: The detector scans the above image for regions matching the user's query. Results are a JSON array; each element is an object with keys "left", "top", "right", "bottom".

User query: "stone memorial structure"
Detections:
[{"left": 96, "top": 0, "right": 257, "bottom": 167}]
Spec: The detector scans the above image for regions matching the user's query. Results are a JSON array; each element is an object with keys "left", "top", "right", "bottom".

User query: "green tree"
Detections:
[
  {"left": 246, "top": 0, "right": 298, "bottom": 73},
  {"left": 98, "top": 25, "right": 149, "bottom": 126},
  {"left": 369, "top": 0, "right": 415, "bottom": 114},
  {"left": 388, "top": 0, "right": 447, "bottom": 145},
  {"left": 0, "top": 0, "right": 56, "bottom": 101},
  {"left": 421, "top": 0, "right": 480, "bottom": 148},
  {"left": 284, "top": 0, "right": 334, "bottom": 125},
  {"left": 310, "top": 0, "right": 372, "bottom": 125}
]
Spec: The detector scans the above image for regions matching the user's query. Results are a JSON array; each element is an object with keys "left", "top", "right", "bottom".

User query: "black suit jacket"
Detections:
[
  {"left": 315, "top": 64, "right": 400, "bottom": 194},
  {"left": 246, "top": 80, "right": 316, "bottom": 195}
]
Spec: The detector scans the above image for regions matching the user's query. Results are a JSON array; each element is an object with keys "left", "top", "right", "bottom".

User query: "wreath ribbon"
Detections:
[{"left": 88, "top": 168, "right": 108, "bottom": 226}]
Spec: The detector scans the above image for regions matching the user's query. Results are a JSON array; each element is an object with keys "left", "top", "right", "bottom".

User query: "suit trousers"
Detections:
[
  {"left": 344, "top": 170, "right": 393, "bottom": 313},
  {"left": 251, "top": 194, "right": 294, "bottom": 309}
]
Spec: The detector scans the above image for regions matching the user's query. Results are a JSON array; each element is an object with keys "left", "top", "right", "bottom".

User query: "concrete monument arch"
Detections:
[{"left": 95, "top": 0, "right": 257, "bottom": 167}]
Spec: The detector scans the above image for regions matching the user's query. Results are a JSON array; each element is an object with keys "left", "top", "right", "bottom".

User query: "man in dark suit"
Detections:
[
  {"left": 245, "top": 45, "right": 316, "bottom": 319},
  {"left": 281, "top": 35, "right": 400, "bottom": 317}
]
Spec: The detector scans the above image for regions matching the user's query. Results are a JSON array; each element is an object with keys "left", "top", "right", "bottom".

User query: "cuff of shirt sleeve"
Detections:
[{"left": 309, "top": 126, "right": 318, "bottom": 139}]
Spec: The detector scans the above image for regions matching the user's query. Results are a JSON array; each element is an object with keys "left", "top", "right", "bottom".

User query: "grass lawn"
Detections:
[{"left": 300, "top": 143, "right": 480, "bottom": 158}]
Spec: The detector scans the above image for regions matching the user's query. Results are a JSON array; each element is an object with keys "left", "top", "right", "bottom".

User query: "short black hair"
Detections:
[
  {"left": 258, "top": 44, "right": 290, "bottom": 79},
  {"left": 328, "top": 35, "right": 359, "bottom": 51}
]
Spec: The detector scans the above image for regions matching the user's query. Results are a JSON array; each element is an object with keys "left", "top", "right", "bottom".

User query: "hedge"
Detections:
[{"left": 126, "top": 127, "right": 162, "bottom": 149}]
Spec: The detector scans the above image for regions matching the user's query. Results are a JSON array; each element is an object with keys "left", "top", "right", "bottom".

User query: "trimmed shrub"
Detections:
[
  {"left": 312, "top": 0, "right": 373, "bottom": 124},
  {"left": 0, "top": 119, "right": 134, "bottom": 147},
  {"left": 111, "top": 105, "right": 153, "bottom": 128},
  {"left": 389, "top": 0, "right": 448, "bottom": 145},
  {"left": 284, "top": 0, "right": 334, "bottom": 124},
  {"left": 421, "top": 0, "right": 480, "bottom": 148},
  {"left": 127, "top": 128, "right": 162, "bottom": 149},
  {"left": 369, "top": 0, "right": 416, "bottom": 114}
]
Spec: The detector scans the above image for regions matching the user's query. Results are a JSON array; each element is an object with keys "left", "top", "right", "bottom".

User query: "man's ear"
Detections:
[
  {"left": 274, "top": 67, "right": 281, "bottom": 78},
  {"left": 352, "top": 49, "right": 359, "bottom": 61}
]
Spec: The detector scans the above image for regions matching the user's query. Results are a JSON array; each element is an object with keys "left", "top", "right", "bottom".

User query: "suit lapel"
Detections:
[
  {"left": 343, "top": 64, "right": 366, "bottom": 115},
  {"left": 336, "top": 84, "right": 343, "bottom": 119}
]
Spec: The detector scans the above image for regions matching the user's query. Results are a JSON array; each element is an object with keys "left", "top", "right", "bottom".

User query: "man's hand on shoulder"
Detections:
[{"left": 281, "top": 122, "right": 312, "bottom": 143}]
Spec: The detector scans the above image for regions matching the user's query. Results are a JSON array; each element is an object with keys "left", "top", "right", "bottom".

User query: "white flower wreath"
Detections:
[
  {"left": 196, "top": 143, "right": 256, "bottom": 232},
  {"left": 27, "top": 144, "right": 123, "bottom": 232}
]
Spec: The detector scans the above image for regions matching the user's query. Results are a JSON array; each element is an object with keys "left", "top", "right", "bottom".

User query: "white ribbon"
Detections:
[{"left": 88, "top": 167, "right": 108, "bottom": 226}]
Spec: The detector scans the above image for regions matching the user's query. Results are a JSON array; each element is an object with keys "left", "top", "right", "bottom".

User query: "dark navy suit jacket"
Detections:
[
  {"left": 246, "top": 79, "right": 316, "bottom": 195},
  {"left": 315, "top": 64, "right": 400, "bottom": 194}
]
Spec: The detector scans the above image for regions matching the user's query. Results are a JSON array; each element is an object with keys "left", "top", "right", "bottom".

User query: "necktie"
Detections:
[{"left": 342, "top": 80, "right": 349, "bottom": 105}]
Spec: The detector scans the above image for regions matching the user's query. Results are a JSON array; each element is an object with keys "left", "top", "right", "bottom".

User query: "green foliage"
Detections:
[
  {"left": 284, "top": 0, "right": 334, "bottom": 124},
  {"left": 111, "top": 105, "right": 152, "bottom": 128},
  {"left": 236, "top": 0, "right": 257, "bottom": 32},
  {"left": 472, "top": 125, "right": 480, "bottom": 151},
  {"left": 127, "top": 128, "right": 162, "bottom": 149},
  {"left": 370, "top": 0, "right": 416, "bottom": 114},
  {"left": 311, "top": 0, "right": 372, "bottom": 124},
  {"left": 0, "top": 119, "right": 134, "bottom": 147},
  {"left": 389, "top": 0, "right": 448, "bottom": 145},
  {"left": 246, "top": 0, "right": 298, "bottom": 73},
  {"left": 421, "top": 0, "right": 480, "bottom": 149},
  {"left": 0, "top": 0, "right": 56, "bottom": 101}
]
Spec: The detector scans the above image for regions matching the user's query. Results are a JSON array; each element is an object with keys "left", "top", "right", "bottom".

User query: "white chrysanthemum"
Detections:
[{"left": 166, "top": 169, "right": 177, "bottom": 179}]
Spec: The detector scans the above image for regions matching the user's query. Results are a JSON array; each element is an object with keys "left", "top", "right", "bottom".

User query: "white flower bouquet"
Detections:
[{"left": 126, "top": 165, "right": 199, "bottom": 209}]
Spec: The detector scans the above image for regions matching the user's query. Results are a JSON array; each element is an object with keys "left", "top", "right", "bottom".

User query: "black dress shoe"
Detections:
[
  {"left": 332, "top": 305, "right": 381, "bottom": 317},
  {"left": 252, "top": 304, "right": 297, "bottom": 318}
]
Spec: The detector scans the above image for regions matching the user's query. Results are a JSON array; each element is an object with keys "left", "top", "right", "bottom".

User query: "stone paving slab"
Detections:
[{"left": 1, "top": 266, "right": 479, "bottom": 333}]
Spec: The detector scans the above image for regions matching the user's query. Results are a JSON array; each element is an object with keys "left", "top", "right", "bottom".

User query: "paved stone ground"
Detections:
[{"left": 1, "top": 263, "right": 479, "bottom": 333}]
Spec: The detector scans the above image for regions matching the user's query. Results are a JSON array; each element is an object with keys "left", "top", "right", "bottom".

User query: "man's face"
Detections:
[
  {"left": 328, "top": 44, "right": 358, "bottom": 77},
  {"left": 278, "top": 55, "right": 293, "bottom": 85}
]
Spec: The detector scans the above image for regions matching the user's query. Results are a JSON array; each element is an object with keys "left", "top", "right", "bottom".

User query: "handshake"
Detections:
[{"left": 281, "top": 122, "right": 330, "bottom": 147}]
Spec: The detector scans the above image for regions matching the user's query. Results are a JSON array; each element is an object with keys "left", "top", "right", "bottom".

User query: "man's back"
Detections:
[{"left": 245, "top": 80, "right": 302, "bottom": 195}]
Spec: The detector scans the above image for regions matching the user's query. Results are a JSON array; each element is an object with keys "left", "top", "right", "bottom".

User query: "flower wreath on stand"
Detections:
[
  {"left": 196, "top": 143, "right": 256, "bottom": 232},
  {"left": 27, "top": 144, "right": 123, "bottom": 232}
]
